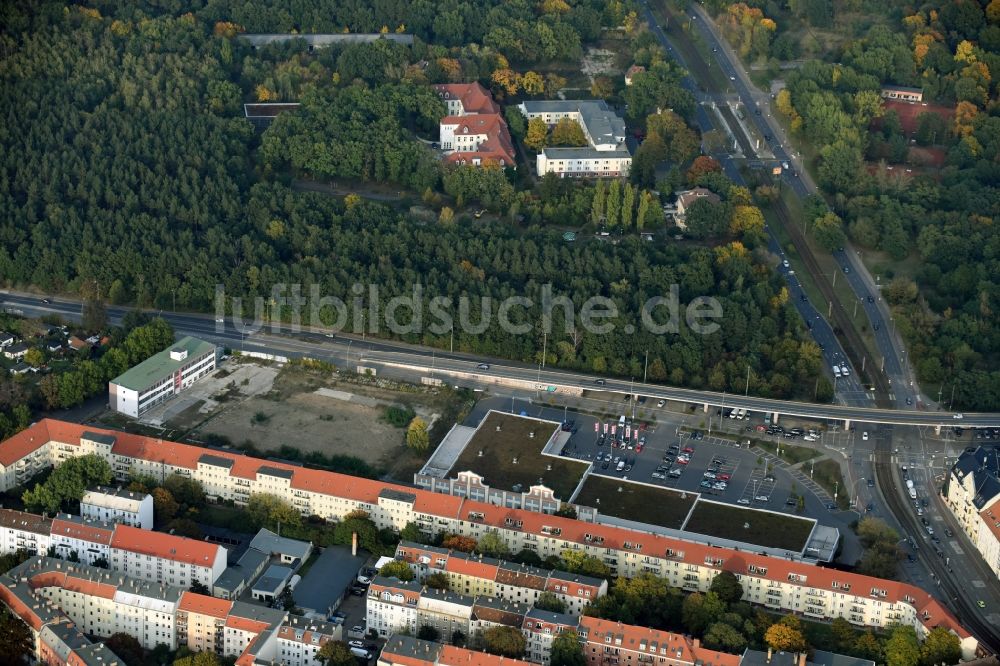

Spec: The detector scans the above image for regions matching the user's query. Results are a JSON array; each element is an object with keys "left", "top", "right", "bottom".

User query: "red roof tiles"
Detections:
[
  {"left": 111, "top": 524, "right": 222, "bottom": 567},
  {"left": 50, "top": 518, "right": 114, "bottom": 545},
  {"left": 178, "top": 591, "right": 233, "bottom": 618},
  {"left": 434, "top": 83, "right": 500, "bottom": 115},
  {"left": 4, "top": 419, "right": 971, "bottom": 641}
]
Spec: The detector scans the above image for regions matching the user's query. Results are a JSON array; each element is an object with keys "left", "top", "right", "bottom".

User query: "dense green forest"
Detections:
[
  {"left": 0, "top": 3, "right": 831, "bottom": 401},
  {"left": 705, "top": 0, "right": 1000, "bottom": 409}
]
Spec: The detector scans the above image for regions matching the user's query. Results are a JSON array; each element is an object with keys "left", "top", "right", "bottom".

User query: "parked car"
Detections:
[
  {"left": 477, "top": 363, "right": 490, "bottom": 370},
  {"left": 737, "top": 498, "right": 750, "bottom": 505},
  {"left": 755, "top": 495, "right": 770, "bottom": 502}
]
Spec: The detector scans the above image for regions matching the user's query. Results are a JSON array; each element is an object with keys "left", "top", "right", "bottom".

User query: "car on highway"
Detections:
[
  {"left": 868, "top": 295, "right": 875, "bottom": 303},
  {"left": 215, "top": 317, "right": 224, "bottom": 323},
  {"left": 40, "top": 298, "right": 50, "bottom": 304},
  {"left": 594, "top": 379, "right": 606, "bottom": 386},
  {"left": 862, "top": 431, "right": 869, "bottom": 441},
  {"left": 945, "top": 529, "right": 954, "bottom": 537},
  {"left": 477, "top": 363, "right": 490, "bottom": 370},
  {"left": 867, "top": 478, "right": 875, "bottom": 488},
  {"left": 954, "top": 413, "right": 964, "bottom": 419},
  {"left": 782, "top": 259, "right": 790, "bottom": 268},
  {"left": 978, "top": 600, "right": 986, "bottom": 608},
  {"left": 843, "top": 266, "right": 850, "bottom": 273}
]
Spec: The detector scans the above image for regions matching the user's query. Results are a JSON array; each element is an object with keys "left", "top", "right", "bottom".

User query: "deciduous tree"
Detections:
[
  {"left": 406, "top": 416, "right": 430, "bottom": 452},
  {"left": 379, "top": 559, "right": 415, "bottom": 581},
  {"left": 482, "top": 626, "right": 527, "bottom": 658}
]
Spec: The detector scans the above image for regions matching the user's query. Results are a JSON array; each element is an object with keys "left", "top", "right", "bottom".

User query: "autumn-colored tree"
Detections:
[
  {"left": 491, "top": 68, "right": 520, "bottom": 96},
  {"left": 406, "top": 416, "right": 430, "bottom": 452},
  {"left": 729, "top": 204, "right": 765, "bottom": 241},
  {"left": 525, "top": 117, "right": 549, "bottom": 151},
  {"left": 521, "top": 71, "right": 545, "bottom": 95},
  {"left": 255, "top": 85, "right": 276, "bottom": 102},
  {"left": 953, "top": 101, "right": 978, "bottom": 136},
  {"left": 152, "top": 487, "right": 179, "bottom": 524},
  {"left": 550, "top": 118, "right": 587, "bottom": 146},
  {"left": 482, "top": 626, "right": 527, "bottom": 658},
  {"left": 647, "top": 110, "right": 700, "bottom": 164},
  {"left": 379, "top": 559, "right": 415, "bottom": 581},
  {"left": 540, "top": 0, "right": 571, "bottom": 14},
  {"left": 436, "top": 58, "right": 462, "bottom": 82},
  {"left": 213, "top": 21, "right": 243, "bottom": 38},
  {"left": 544, "top": 74, "right": 567, "bottom": 98},
  {"left": 590, "top": 76, "right": 614, "bottom": 99},
  {"left": 344, "top": 193, "right": 362, "bottom": 209},
  {"left": 686, "top": 156, "right": 722, "bottom": 185},
  {"left": 442, "top": 534, "right": 477, "bottom": 552},
  {"left": 764, "top": 620, "right": 808, "bottom": 653},
  {"left": 439, "top": 207, "right": 455, "bottom": 225}
]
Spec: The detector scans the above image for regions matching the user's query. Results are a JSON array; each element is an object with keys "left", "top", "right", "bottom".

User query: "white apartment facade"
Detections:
[
  {"left": 109, "top": 524, "right": 228, "bottom": 589},
  {"left": 945, "top": 446, "right": 1000, "bottom": 581},
  {"left": 517, "top": 100, "right": 631, "bottom": 178},
  {"left": 0, "top": 508, "right": 52, "bottom": 555},
  {"left": 368, "top": 576, "right": 422, "bottom": 637},
  {"left": 81, "top": 486, "right": 154, "bottom": 529},
  {"left": 0, "top": 420, "right": 977, "bottom": 659},
  {"left": 0, "top": 557, "right": 334, "bottom": 665},
  {"left": 108, "top": 336, "right": 216, "bottom": 418},
  {"left": 0, "top": 509, "right": 227, "bottom": 589}
]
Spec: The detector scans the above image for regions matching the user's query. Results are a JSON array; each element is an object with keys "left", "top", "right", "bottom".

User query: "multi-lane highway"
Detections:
[
  {"left": 7, "top": 291, "right": 998, "bottom": 428},
  {"left": 680, "top": 2, "right": 915, "bottom": 408},
  {"left": 638, "top": 0, "right": 872, "bottom": 408}
]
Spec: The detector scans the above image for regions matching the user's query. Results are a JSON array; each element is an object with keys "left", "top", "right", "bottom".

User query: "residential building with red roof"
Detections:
[
  {"left": 578, "top": 616, "right": 739, "bottom": 666},
  {"left": 0, "top": 556, "right": 333, "bottom": 665},
  {"left": 110, "top": 524, "right": 227, "bottom": 589},
  {"left": 439, "top": 114, "right": 516, "bottom": 168},
  {"left": 0, "top": 420, "right": 978, "bottom": 660},
  {"left": 381, "top": 634, "right": 534, "bottom": 666},
  {"left": 396, "top": 541, "right": 607, "bottom": 614},
  {"left": 432, "top": 83, "right": 515, "bottom": 169},
  {"left": 433, "top": 83, "right": 500, "bottom": 116},
  {"left": 0, "top": 509, "right": 227, "bottom": 590}
]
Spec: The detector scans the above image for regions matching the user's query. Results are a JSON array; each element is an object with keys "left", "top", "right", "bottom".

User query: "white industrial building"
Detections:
[{"left": 108, "top": 336, "right": 217, "bottom": 418}]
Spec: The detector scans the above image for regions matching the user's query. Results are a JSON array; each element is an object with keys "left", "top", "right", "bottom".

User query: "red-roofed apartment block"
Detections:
[
  {"left": 433, "top": 83, "right": 514, "bottom": 169},
  {"left": 0, "top": 419, "right": 978, "bottom": 660}
]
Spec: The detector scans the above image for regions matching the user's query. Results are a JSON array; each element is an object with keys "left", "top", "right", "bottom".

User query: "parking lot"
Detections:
[{"left": 561, "top": 413, "right": 836, "bottom": 521}]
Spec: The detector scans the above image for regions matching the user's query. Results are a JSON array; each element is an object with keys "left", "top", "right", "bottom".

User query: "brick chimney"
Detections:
[
  {"left": 767, "top": 648, "right": 772, "bottom": 664},
  {"left": 692, "top": 639, "right": 700, "bottom": 649},
  {"left": 798, "top": 653, "right": 807, "bottom": 666}
]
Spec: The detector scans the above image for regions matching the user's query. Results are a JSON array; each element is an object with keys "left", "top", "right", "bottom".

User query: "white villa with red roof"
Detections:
[{"left": 433, "top": 83, "right": 515, "bottom": 168}]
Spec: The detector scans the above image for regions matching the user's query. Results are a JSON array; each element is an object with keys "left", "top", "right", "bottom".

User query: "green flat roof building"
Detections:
[{"left": 109, "top": 336, "right": 217, "bottom": 418}]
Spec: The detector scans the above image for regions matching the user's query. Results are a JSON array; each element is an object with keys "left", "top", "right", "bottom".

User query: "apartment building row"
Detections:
[
  {"left": 0, "top": 420, "right": 977, "bottom": 658},
  {"left": 0, "top": 556, "right": 338, "bottom": 666},
  {"left": 945, "top": 446, "right": 1000, "bottom": 581},
  {"left": 0, "top": 508, "right": 227, "bottom": 589},
  {"left": 367, "top": 573, "right": 582, "bottom": 663},
  {"left": 395, "top": 540, "right": 607, "bottom": 615},
  {"left": 375, "top": 615, "right": 739, "bottom": 666}
]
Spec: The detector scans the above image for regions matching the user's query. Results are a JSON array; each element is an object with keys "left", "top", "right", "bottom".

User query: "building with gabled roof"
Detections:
[
  {"left": 380, "top": 634, "right": 535, "bottom": 666},
  {"left": 579, "top": 616, "right": 739, "bottom": 666},
  {"left": 522, "top": 608, "right": 578, "bottom": 664},
  {"left": 0, "top": 419, "right": 978, "bottom": 660},
  {"left": 434, "top": 83, "right": 500, "bottom": 117},
  {"left": 110, "top": 523, "right": 227, "bottom": 589},
  {"left": 395, "top": 541, "right": 606, "bottom": 615},
  {"left": 433, "top": 83, "right": 515, "bottom": 170},
  {"left": 946, "top": 446, "right": 1000, "bottom": 581},
  {"left": 0, "top": 507, "right": 52, "bottom": 555}
]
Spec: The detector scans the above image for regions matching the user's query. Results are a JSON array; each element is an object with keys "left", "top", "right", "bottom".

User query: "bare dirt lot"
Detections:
[{"left": 172, "top": 360, "right": 447, "bottom": 476}]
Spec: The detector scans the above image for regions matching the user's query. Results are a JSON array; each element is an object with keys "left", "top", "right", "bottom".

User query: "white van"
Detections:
[
  {"left": 832, "top": 365, "right": 842, "bottom": 378},
  {"left": 728, "top": 408, "right": 739, "bottom": 419},
  {"left": 351, "top": 647, "right": 373, "bottom": 661}
]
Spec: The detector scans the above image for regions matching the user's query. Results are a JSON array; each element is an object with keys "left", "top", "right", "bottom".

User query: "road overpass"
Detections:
[{"left": 4, "top": 291, "right": 999, "bottom": 429}]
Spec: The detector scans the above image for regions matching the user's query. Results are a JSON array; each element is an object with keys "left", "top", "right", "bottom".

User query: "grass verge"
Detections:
[{"left": 811, "top": 459, "right": 849, "bottom": 510}]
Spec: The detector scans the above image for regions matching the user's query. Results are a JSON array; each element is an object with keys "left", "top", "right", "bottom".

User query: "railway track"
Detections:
[{"left": 872, "top": 435, "right": 998, "bottom": 653}]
